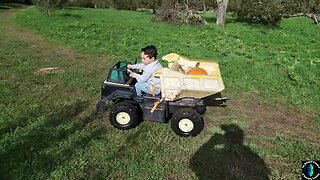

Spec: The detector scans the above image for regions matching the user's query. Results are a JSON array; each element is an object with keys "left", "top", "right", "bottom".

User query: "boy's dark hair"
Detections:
[{"left": 141, "top": 45, "right": 157, "bottom": 60}]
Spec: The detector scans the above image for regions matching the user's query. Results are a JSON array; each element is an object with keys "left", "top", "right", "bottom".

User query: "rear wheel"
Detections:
[
  {"left": 109, "top": 102, "right": 141, "bottom": 130},
  {"left": 171, "top": 108, "right": 204, "bottom": 137}
]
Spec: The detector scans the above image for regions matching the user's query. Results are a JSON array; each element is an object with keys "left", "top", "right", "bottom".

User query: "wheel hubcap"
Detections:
[
  {"left": 178, "top": 119, "right": 194, "bottom": 133},
  {"left": 116, "top": 112, "right": 130, "bottom": 125}
]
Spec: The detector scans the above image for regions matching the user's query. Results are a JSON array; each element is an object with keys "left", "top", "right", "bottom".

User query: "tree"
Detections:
[
  {"left": 154, "top": 0, "right": 208, "bottom": 25},
  {"left": 232, "top": 0, "right": 283, "bottom": 25},
  {"left": 280, "top": 0, "right": 320, "bottom": 25},
  {"left": 216, "top": 0, "right": 229, "bottom": 25},
  {"left": 229, "top": 0, "right": 319, "bottom": 26},
  {"left": 33, "top": 0, "right": 67, "bottom": 16}
]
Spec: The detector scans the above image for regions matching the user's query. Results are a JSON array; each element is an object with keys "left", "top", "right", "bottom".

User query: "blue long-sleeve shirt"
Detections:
[{"left": 131, "top": 60, "right": 163, "bottom": 86}]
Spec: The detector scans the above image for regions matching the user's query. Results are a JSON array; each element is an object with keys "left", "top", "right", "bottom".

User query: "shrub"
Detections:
[
  {"left": 112, "top": 0, "right": 137, "bottom": 10},
  {"left": 33, "top": 0, "right": 68, "bottom": 16},
  {"left": 280, "top": 0, "right": 320, "bottom": 15},
  {"left": 154, "top": 0, "right": 208, "bottom": 25},
  {"left": 233, "top": 0, "right": 283, "bottom": 25},
  {"left": 230, "top": 0, "right": 320, "bottom": 25}
]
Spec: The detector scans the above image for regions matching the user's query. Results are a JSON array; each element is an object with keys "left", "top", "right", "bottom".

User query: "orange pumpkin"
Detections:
[{"left": 186, "top": 63, "right": 208, "bottom": 75}]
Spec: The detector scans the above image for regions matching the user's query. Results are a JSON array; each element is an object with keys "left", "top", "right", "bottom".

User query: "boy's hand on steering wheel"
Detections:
[
  {"left": 127, "top": 64, "right": 133, "bottom": 69},
  {"left": 127, "top": 69, "right": 136, "bottom": 78}
]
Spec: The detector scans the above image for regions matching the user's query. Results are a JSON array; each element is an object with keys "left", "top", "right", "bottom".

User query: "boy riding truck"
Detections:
[
  {"left": 96, "top": 47, "right": 228, "bottom": 137},
  {"left": 127, "top": 45, "right": 162, "bottom": 97}
]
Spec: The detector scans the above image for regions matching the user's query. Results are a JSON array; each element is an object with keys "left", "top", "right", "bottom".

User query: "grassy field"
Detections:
[
  {"left": 15, "top": 7, "right": 320, "bottom": 112},
  {"left": 0, "top": 5, "right": 319, "bottom": 179}
]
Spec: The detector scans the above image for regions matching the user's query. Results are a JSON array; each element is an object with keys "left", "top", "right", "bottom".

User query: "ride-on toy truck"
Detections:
[{"left": 96, "top": 53, "right": 228, "bottom": 137}]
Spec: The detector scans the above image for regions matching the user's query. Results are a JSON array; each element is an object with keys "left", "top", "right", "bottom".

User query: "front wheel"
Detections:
[
  {"left": 171, "top": 108, "right": 204, "bottom": 137},
  {"left": 109, "top": 102, "right": 141, "bottom": 130}
]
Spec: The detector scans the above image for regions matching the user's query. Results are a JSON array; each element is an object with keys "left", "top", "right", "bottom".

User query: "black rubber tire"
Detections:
[
  {"left": 109, "top": 102, "right": 141, "bottom": 130},
  {"left": 195, "top": 105, "right": 206, "bottom": 115},
  {"left": 171, "top": 108, "right": 204, "bottom": 137}
]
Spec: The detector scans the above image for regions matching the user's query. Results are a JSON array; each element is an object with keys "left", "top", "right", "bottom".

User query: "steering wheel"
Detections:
[{"left": 126, "top": 68, "right": 143, "bottom": 75}]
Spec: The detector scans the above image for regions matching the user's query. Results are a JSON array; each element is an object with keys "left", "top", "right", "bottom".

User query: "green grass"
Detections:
[
  {"left": 0, "top": 21, "right": 194, "bottom": 179},
  {"left": 0, "top": 6, "right": 319, "bottom": 179},
  {"left": 16, "top": 7, "right": 320, "bottom": 113}
]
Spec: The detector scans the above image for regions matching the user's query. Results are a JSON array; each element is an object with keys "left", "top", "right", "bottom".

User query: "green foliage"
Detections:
[
  {"left": 230, "top": 0, "right": 320, "bottom": 24},
  {"left": 313, "top": 0, "right": 320, "bottom": 13},
  {"left": 112, "top": 0, "right": 135, "bottom": 10},
  {"left": 33, "top": 0, "right": 68, "bottom": 16},
  {"left": 182, "top": 0, "right": 216, "bottom": 11},
  {"left": 159, "top": 0, "right": 215, "bottom": 11},
  {"left": 110, "top": 0, "right": 214, "bottom": 12},
  {"left": 111, "top": 0, "right": 160, "bottom": 11},
  {"left": 281, "top": 0, "right": 320, "bottom": 15},
  {"left": 154, "top": 0, "right": 208, "bottom": 25},
  {"left": 232, "top": 0, "right": 283, "bottom": 25},
  {"left": 92, "top": 0, "right": 114, "bottom": 8},
  {"left": 66, "top": 0, "right": 95, "bottom": 8},
  {"left": 64, "top": 0, "right": 162, "bottom": 10}
]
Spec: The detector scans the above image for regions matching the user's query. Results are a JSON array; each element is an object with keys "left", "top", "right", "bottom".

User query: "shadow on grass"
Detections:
[
  {"left": 190, "top": 124, "right": 270, "bottom": 179},
  {"left": 60, "top": 12, "right": 82, "bottom": 18},
  {"left": 0, "top": 100, "right": 106, "bottom": 179},
  {"left": 233, "top": 18, "right": 280, "bottom": 29},
  {"left": 203, "top": 16, "right": 236, "bottom": 24},
  {"left": 201, "top": 13, "right": 280, "bottom": 29},
  {"left": 64, "top": 7, "right": 85, "bottom": 11}
]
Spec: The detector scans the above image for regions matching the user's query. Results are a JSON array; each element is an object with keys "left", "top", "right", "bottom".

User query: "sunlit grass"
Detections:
[
  {"left": 0, "top": 6, "right": 319, "bottom": 179},
  {"left": 16, "top": 7, "right": 320, "bottom": 113}
]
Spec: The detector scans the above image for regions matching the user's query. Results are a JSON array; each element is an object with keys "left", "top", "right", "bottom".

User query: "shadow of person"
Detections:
[{"left": 190, "top": 124, "right": 270, "bottom": 180}]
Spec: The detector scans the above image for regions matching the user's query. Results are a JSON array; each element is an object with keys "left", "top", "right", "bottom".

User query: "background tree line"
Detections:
[{"left": 6, "top": 0, "right": 319, "bottom": 25}]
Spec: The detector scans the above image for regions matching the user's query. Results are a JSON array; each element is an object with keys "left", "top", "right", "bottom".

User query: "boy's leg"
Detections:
[
  {"left": 153, "top": 86, "right": 161, "bottom": 95},
  {"left": 135, "top": 82, "right": 151, "bottom": 96},
  {"left": 135, "top": 82, "right": 160, "bottom": 96}
]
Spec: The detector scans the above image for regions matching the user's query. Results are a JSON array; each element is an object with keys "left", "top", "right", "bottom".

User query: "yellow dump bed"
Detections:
[{"left": 154, "top": 53, "right": 225, "bottom": 101}]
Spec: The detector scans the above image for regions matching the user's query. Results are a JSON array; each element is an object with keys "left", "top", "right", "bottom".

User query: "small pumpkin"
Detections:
[{"left": 186, "top": 62, "right": 208, "bottom": 75}]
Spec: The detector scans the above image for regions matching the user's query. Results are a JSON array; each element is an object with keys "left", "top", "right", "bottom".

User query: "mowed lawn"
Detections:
[{"left": 0, "top": 5, "right": 319, "bottom": 179}]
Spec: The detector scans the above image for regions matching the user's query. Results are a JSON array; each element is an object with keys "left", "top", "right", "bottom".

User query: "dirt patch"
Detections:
[
  {"left": 9, "top": 26, "right": 45, "bottom": 42},
  {"left": 208, "top": 91, "right": 319, "bottom": 143},
  {"left": 9, "top": 26, "right": 80, "bottom": 60},
  {"left": 0, "top": 8, "right": 88, "bottom": 61},
  {"left": 33, "top": 67, "right": 64, "bottom": 75},
  {"left": 1, "top": 8, "right": 115, "bottom": 80}
]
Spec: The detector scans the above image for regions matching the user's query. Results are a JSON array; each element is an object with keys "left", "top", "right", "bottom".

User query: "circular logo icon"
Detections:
[{"left": 302, "top": 161, "right": 320, "bottom": 180}]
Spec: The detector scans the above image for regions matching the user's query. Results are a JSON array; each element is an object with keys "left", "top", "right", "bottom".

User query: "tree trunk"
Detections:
[
  {"left": 283, "top": 13, "right": 319, "bottom": 26},
  {"left": 306, "top": 13, "right": 319, "bottom": 25},
  {"left": 216, "top": 0, "right": 229, "bottom": 25}
]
